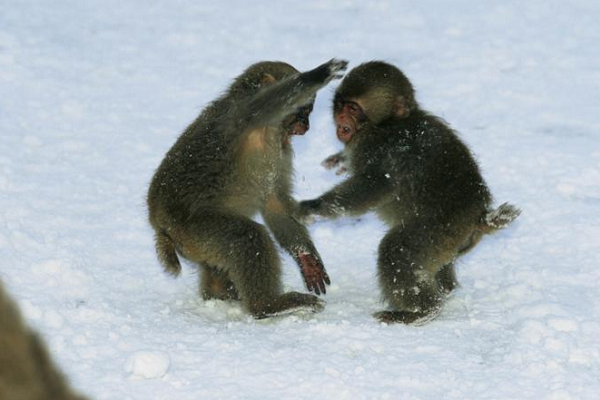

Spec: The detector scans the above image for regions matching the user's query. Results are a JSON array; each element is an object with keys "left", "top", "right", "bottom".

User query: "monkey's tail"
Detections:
[
  {"left": 155, "top": 231, "right": 182, "bottom": 277},
  {"left": 459, "top": 203, "right": 521, "bottom": 256},
  {"left": 481, "top": 202, "right": 521, "bottom": 233}
]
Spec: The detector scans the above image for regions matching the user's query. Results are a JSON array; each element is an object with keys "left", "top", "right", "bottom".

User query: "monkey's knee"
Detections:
[{"left": 216, "top": 223, "right": 284, "bottom": 309}]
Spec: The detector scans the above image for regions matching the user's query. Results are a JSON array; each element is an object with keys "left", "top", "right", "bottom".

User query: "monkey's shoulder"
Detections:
[{"left": 389, "top": 113, "right": 472, "bottom": 158}]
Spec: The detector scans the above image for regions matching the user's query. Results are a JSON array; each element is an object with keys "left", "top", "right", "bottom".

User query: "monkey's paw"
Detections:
[
  {"left": 255, "top": 292, "right": 325, "bottom": 319},
  {"left": 295, "top": 199, "right": 321, "bottom": 224},
  {"left": 297, "top": 252, "right": 330, "bottom": 295},
  {"left": 335, "top": 166, "right": 348, "bottom": 175},
  {"left": 326, "top": 58, "right": 349, "bottom": 81},
  {"left": 321, "top": 153, "right": 347, "bottom": 175},
  {"left": 374, "top": 308, "right": 441, "bottom": 325},
  {"left": 307, "top": 59, "right": 348, "bottom": 85}
]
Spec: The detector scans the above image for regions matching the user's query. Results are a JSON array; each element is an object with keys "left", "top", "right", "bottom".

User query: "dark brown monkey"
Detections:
[
  {"left": 148, "top": 59, "right": 348, "bottom": 318},
  {"left": 0, "top": 282, "right": 88, "bottom": 400},
  {"left": 298, "top": 61, "right": 520, "bottom": 324}
]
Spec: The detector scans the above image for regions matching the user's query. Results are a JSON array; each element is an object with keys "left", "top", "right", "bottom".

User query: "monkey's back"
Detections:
[
  {"left": 367, "top": 111, "right": 492, "bottom": 228},
  {"left": 148, "top": 114, "right": 234, "bottom": 223},
  {"left": 148, "top": 107, "right": 290, "bottom": 227}
]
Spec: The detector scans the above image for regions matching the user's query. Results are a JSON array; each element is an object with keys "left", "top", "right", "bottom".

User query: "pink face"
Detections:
[{"left": 335, "top": 100, "right": 365, "bottom": 144}]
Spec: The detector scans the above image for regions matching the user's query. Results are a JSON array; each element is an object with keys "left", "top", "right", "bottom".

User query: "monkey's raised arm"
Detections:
[
  {"left": 262, "top": 194, "right": 330, "bottom": 295},
  {"left": 299, "top": 171, "right": 394, "bottom": 220},
  {"left": 238, "top": 59, "right": 348, "bottom": 130}
]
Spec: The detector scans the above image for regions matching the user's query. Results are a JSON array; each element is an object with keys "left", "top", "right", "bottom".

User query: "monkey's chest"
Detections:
[
  {"left": 245, "top": 151, "right": 282, "bottom": 191},
  {"left": 226, "top": 130, "right": 287, "bottom": 214}
]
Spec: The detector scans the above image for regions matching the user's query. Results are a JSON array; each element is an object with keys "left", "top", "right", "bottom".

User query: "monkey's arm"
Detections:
[
  {"left": 262, "top": 195, "right": 330, "bottom": 295},
  {"left": 299, "top": 171, "right": 394, "bottom": 220},
  {"left": 239, "top": 59, "right": 348, "bottom": 130}
]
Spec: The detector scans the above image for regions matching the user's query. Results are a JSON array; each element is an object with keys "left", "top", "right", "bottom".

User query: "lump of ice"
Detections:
[{"left": 124, "top": 350, "right": 170, "bottom": 379}]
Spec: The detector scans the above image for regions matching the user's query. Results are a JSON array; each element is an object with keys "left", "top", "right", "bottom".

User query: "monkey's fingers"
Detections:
[
  {"left": 305, "top": 269, "right": 326, "bottom": 296},
  {"left": 326, "top": 58, "right": 349, "bottom": 81},
  {"left": 335, "top": 166, "right": 348, "bottom": 176},
  {"left": 321, "top": 154, "right": 342, "bottom": 169},
  {"left": 319, "top": 271, "right": 331, "bottom": 294},
  {"left": 297, "top": 252, "right": 330, "bottom": 296},
  {"left": 296, "top": 199, "right": 322, "bottom": 224},
  {"left": 305, "top": 59, "right": 348, "bottom": 86}
]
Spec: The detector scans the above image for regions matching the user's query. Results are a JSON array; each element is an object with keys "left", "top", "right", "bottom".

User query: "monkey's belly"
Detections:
[
  {"left": 221, "top": 192, "right": 264, "bottom": 217},
  {"left": 222, "top": 172, "right": 278, "bottom": 217}
]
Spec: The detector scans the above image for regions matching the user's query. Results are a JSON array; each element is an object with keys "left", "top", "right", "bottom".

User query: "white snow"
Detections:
[
  {"left": 125, "top": 351, "right": 170, "bottom": 379},
  {"left": 1, "top": 1, "right": 600, "bottom": 399}
]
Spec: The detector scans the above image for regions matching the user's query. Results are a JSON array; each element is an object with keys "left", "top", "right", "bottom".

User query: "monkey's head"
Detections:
[
  {"left": 232, "top": 61, "right": 315, "bottom": 137},
  {"left": 333, "top": 61, "right": 417, "bottom": 144}
]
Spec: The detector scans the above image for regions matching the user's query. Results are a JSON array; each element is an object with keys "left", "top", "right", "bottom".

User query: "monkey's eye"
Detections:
[{"left": 344, "top": 101, "right": 363, "bottom": 117}]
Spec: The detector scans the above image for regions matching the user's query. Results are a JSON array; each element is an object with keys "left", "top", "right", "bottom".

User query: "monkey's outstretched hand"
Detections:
[
  {"left": 297, "top": 252, "right": 330, "bottom": 295},
  {"left": 303, "top": 58, "right": 348, "bottom": 86},
  {"left": 296, "top": 198, "right": 331, "bottom": 225},
  {"left": 321, "top": 152, "right": 348, "bottom": 175}
]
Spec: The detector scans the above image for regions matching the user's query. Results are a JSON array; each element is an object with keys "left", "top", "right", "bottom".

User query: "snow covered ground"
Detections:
[{"left": 1, "top": 1, "right": 599, "bottom": 399}]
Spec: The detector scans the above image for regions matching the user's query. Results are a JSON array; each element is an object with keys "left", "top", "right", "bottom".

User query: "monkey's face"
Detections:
[
  {"left": 333, "top": 62, "right": 418, "bottom": 143},
  {"left": 283, "top": 104, "right": 314, "bottom": 137},
  {"left": 334, "top": 99, "right": 366, "bottom": 144}
]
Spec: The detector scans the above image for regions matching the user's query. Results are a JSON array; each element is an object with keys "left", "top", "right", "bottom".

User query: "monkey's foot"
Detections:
[
  {"left": 256, "top": 303, "right": 325, "bottom": 320},
  {"left": 252, "top": 293, "right": 325, "bottom": 319},
  {"left": 374, "top": 308, "right": 441, "bottom": 325}
]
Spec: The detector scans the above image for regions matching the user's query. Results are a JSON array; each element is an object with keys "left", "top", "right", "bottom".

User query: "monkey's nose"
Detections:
[{"left": 338, "top": 125, "right": 351, "bottom": 134}]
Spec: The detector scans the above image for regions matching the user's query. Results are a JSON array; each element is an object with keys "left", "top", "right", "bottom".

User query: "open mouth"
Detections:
[
  {"left": 336, "top": 124, "right": 353, "bottom": 143},
  {"left": 289, "top": 120, "right": 309, "bottom": 136}
]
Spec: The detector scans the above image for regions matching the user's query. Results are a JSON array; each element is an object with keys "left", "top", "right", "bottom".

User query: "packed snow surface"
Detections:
[{"left": 1, "top": 1, "right": 599, "bottom": 399}]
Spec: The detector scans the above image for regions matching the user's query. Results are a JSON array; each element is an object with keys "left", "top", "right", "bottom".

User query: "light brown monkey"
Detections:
[
  {"left": 148, "top": 59, "right": 348, "bottom": 318},
  {"left": 0, "top": 282, "right": 88, "bottom": 400},
  {"left": 298, "top": 61, "right": 520, "bottom": 324}
]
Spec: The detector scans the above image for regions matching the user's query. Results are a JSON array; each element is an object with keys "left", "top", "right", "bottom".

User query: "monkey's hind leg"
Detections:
[
  {"left": 180, "top": 210, "right": 323, "bottom": 319},
  {"left": 375, "top": 223, "right": 456, "bottom": 324},
  {"left": 199, "top": 265, "right": 240, "bottom": 301}
]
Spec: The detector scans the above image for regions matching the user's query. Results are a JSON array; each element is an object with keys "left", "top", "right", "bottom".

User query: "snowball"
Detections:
[{"left": 124, "top": 351, "right": 170, "bottom": 379}]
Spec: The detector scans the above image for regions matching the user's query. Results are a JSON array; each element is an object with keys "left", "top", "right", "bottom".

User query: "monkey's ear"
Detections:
[
  {"left": 395, "top": 96, "right": 411, "bottom": 118},
  {"left": 259, "top": 73, "right": 277, "bottom": 87}
]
